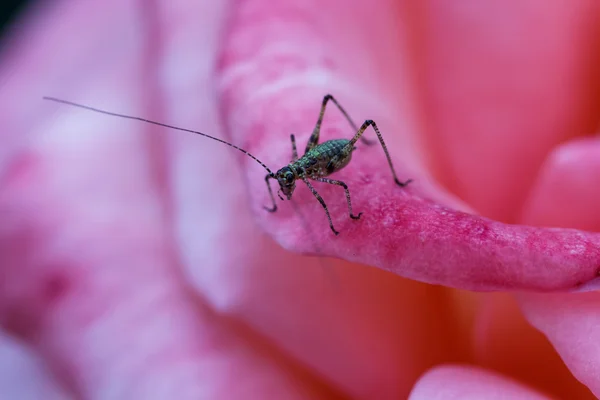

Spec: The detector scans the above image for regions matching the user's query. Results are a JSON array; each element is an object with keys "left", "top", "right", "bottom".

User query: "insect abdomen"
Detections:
[{"left": 298, "top": 139, "right": 351, "bottom": 178}]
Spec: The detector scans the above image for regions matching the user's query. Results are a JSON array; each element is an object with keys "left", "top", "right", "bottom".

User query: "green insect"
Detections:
[{"left": 43, "top": 94, "right": 412, "bottom": 235}]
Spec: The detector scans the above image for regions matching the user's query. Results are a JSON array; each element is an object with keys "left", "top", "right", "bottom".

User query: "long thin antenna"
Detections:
[{"left": 42, "top": 96, "right": 275, "bottom": 175}]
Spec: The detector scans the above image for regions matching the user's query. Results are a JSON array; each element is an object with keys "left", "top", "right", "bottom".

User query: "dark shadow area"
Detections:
[{"left": 0, "top": 0, "right": 32, "bottom": 38}]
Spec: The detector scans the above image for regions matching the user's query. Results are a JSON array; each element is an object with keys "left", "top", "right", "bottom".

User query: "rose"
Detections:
[{"left": 1, "top": 0, "right": 599, "bottom": 399}]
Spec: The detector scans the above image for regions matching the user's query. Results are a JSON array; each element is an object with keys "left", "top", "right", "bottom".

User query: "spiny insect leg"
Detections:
[
  {"left": 347, "top": 119, "right": 413, "bottom": 187},
  {"left": 306, "top": 94, "right": 374, "bottom": 154},
  {"left": 263, "top": 174, "right": 279, "bottom": 212},
  {"left": 302, "top": 177, "right": 339, "bottom": 235},
  {"left": 313, "top": 177, "right": 363, "bottom": 220},
  {"left": 290, "top": 134, "right": 299, "bottom": 161}
]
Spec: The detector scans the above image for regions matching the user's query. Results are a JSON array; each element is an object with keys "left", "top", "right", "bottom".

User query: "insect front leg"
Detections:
[
  {"left": 301, "top": 177, "right": 339, "bottom": 235},
  {"left": 313, "top": 177, "right": 363, "bottom": 220},
  {"left": 263, "top": 174, "right": 280, "bottom": 212},
  {"left": 290, "top": 134, "right": 298, "bottom": 162},
  {"left": 346, "top": 119, "right": 413, "bottom": 187}
]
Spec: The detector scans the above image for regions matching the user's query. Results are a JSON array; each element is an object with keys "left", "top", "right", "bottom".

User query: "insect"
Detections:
[{"left": 43, "top": 94, "right": 412, "bottom": 235}]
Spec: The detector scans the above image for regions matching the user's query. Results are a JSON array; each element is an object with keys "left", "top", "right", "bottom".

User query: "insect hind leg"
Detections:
[
  {"left": 347, "top": 119, "right": 413, "bottom": 187},
  {"left": 305, "top": 94, "right": 374, "bottom": 155}
]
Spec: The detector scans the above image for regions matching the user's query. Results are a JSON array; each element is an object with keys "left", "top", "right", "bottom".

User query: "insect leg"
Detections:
[
  {"left": 302, "top": 177, "right": 339, "bottom": 235},
  {"left": 313, "top": 177, "right": 362, "bottom": 220},
  {"left": 290, "top": 134, "right": 298, "bottom": 161},
  {"left": 306, "top": 94, "right": 374, "bottom": 154},
  {"left": 347, "top": 119, "right": 413, "bottom": 187},
  {"left": 263, "top": 174, "right": 280, "bottom": 212}
]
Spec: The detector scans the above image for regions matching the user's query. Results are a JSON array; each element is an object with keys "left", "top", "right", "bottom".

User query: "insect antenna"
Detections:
[{"left": 42, "top": 96, "right": 275, "bottom": 176}]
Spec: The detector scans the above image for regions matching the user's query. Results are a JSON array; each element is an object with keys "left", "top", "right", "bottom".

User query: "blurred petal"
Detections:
[
  {"left": 421, "top": 0, "right": 600, "bottom": 222},
  {"left": 0, "top": 332, "right": 71, "bottom": 399},
  {"left": 0, "top": 1, "right": 344, "bottom": 398},
  {"left": 519, "top": 292, "right": 600, "bottom": 398},
  {"left": 520, "top": 137, "right": 600, "bottom": 232},
  {"left": 409, "top": 365, "right": 551, "bottom": 400},
  {"left": 217, "top": 0, "right": 600, "bottom": 291},
  {"left": 472, "top": 293, "right": 594, "bottom": 399}
]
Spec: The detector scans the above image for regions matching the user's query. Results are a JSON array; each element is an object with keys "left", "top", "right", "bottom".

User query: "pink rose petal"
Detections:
[
  {"left": 473, "top": 293, "right": 594, "bottom": 399},
  {"left": 217, "top": 0, "right": 600, "bottom": 291},
  {"left": 520, "top": 137, "right": 600, "bottom": 232},
  {"left": 0, "top": 2, "right": 343, "bottom": 398},
  {"left": 422, "top": 0, "right": 600, "bottom": 222},
  {"left": 519, "top": 292, "right": 600, "bottom": 398},
  {"left": 0, "top": 332, "right": 71, "bottom": 399},
  {"left": 409, "top": 364, "right": 551, "bottom": 400},
  {"left": 3, "top": 0, "right": 600, "bottom": 397}
]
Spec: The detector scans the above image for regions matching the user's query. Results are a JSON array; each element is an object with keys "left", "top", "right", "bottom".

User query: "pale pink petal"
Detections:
[
  {"left": 520, "top": 137, "right": 600, "bottom": 232},
  {"left": 421, "top": 1, "right": 600, "bottom": 222},
  {"left": 472, "top": 293, "right": 594, "bottom": 399},
  {"left": 217, "top": 0, "right": 600, "bottom": 291},
  {"left": 0, "top": 332, "right": 71, "bottom": 399},
  {"left": 0, "top": 1, "right": 340, "bottom": 398},
  {"left": 519, "top": 293, "right": 600, "bottom": 398},
  {"left": 409, "top": 365, "right": 551, "bottom": 400},
  {"left": 518, "top": 136, "right": 600, "bottom": 399}
]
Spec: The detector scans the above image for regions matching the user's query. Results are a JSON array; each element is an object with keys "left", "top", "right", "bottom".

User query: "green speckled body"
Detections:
[{"left": 290, "top": 139, "right": 352, "bottom": 179}]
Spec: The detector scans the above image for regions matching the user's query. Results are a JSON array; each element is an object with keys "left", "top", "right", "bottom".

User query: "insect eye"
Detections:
[{"left": 285, "top": 172, "right": 294, "bottom": 183}]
